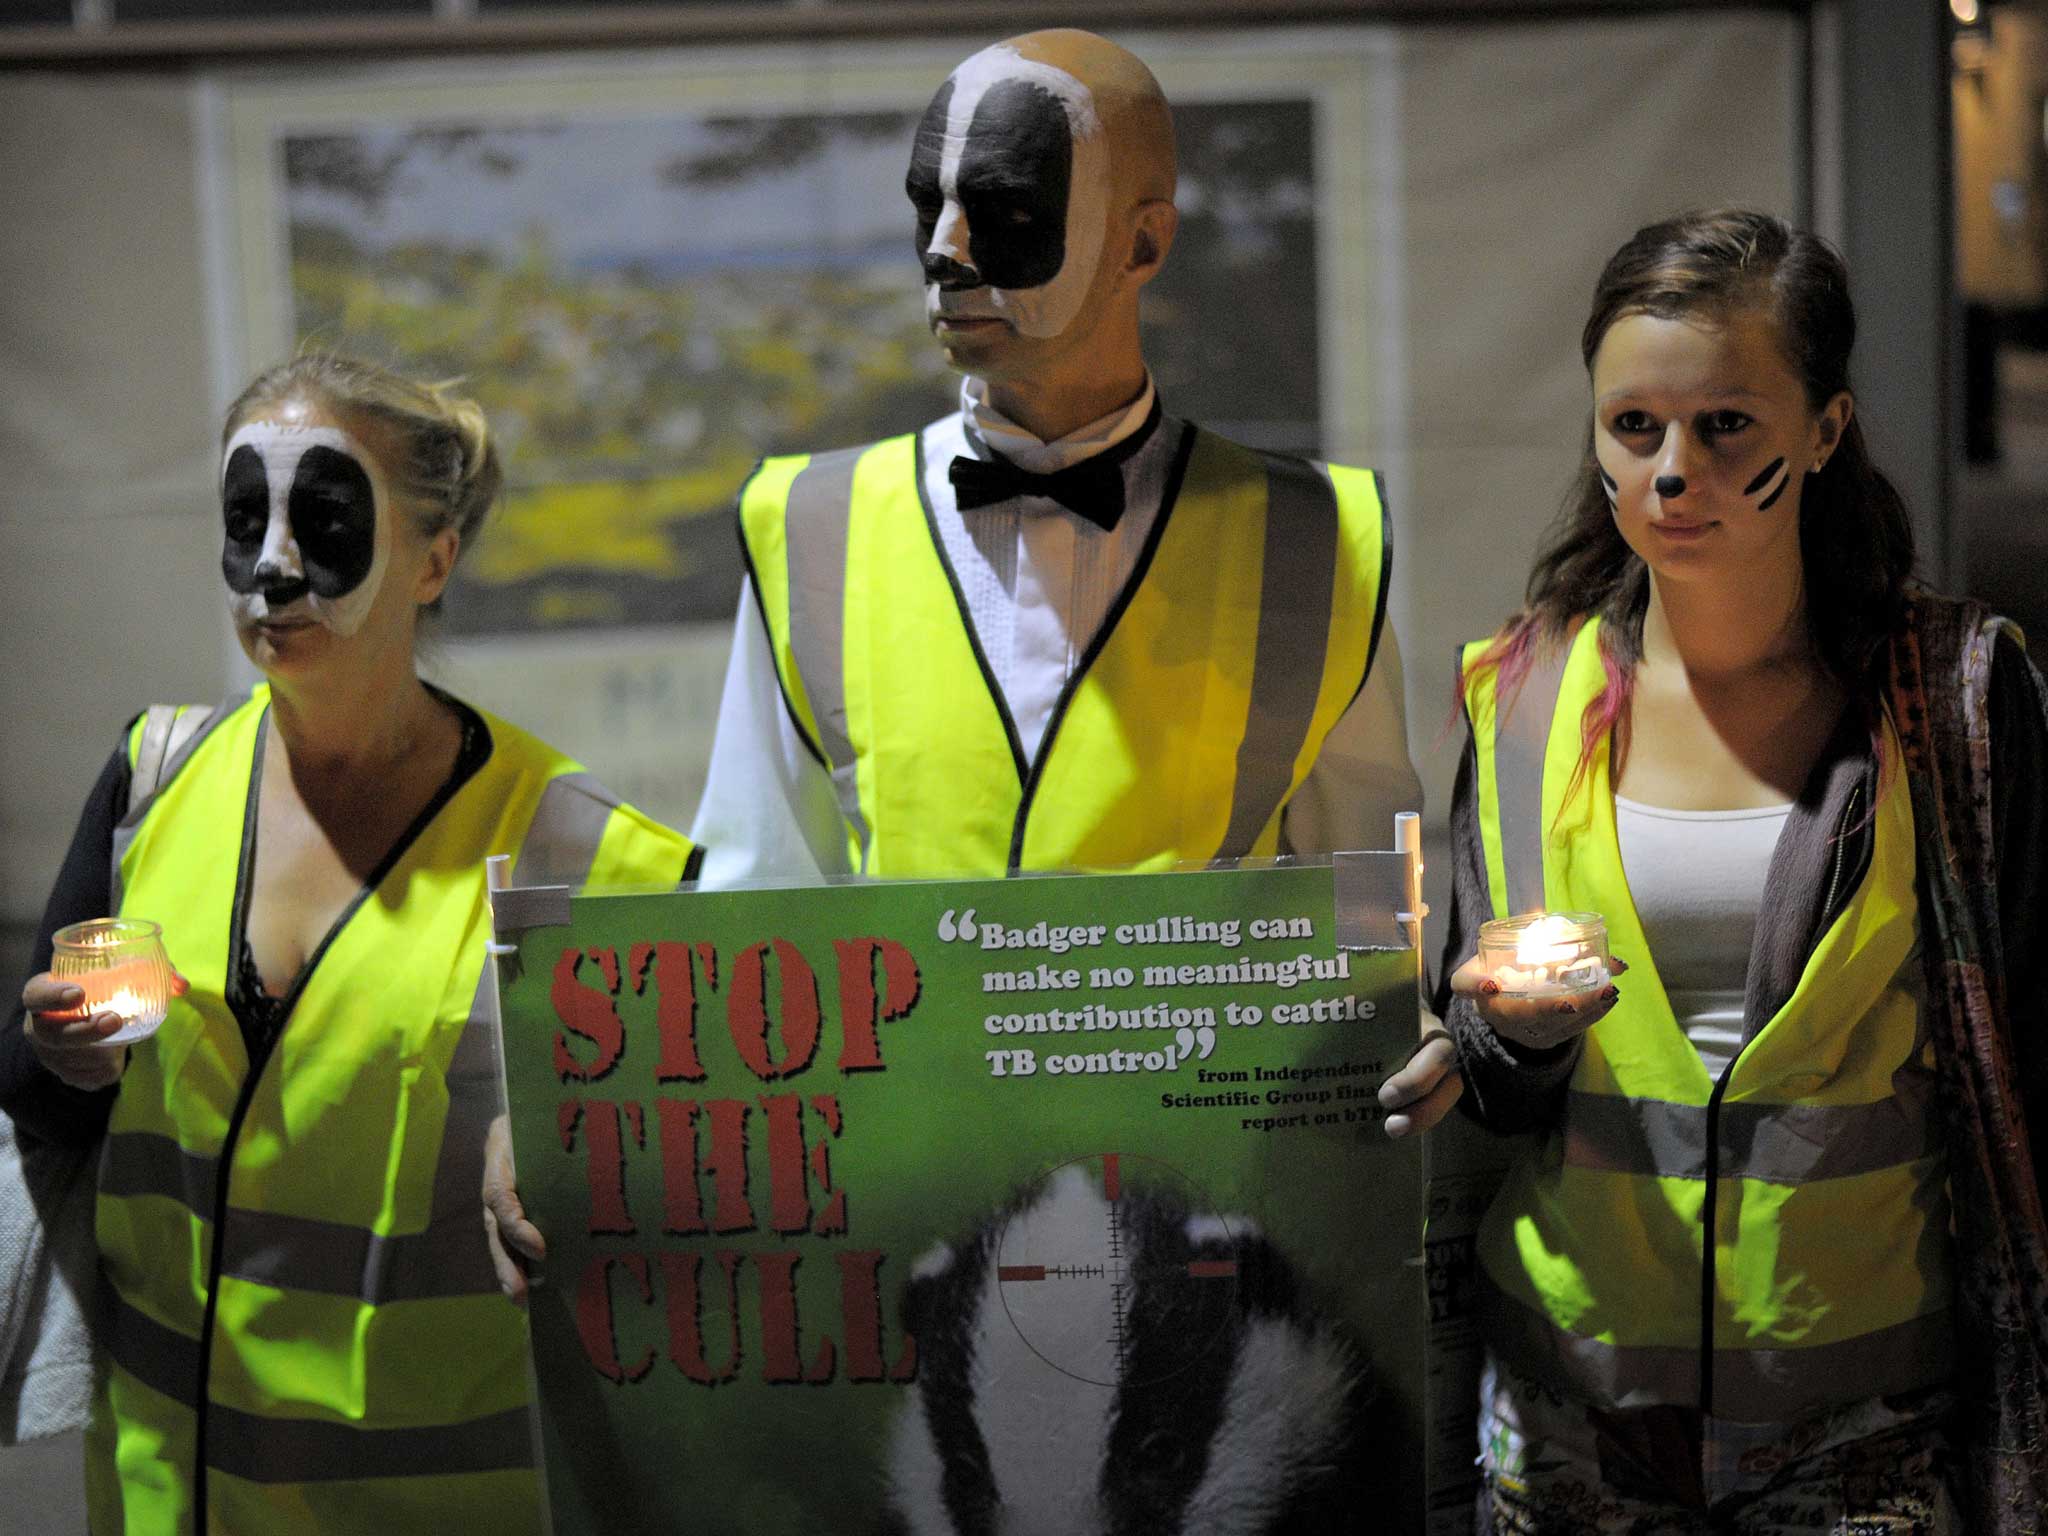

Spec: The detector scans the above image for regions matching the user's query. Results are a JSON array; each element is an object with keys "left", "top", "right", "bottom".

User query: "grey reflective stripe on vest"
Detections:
[
  {"left": 1562, "top": 1082, "right": 1943, "bottom": 1183},
  {"left": 129, "top": 707, "right": 180, "bottom": 812},
  {"left": 1479, "top": 1280, "right": 1955, "bottom": 1421},
  {"left": 1491, "top": 646, "right": 1570, "bottom": 916},
  {"left": 104, "top": 1293, "right": 531, "bottom": 1481},
  {"left": 516, "top": 771, "right": 621, "bottom": 890},
  {"left": 99, "top": 1131, "right": 217, "bottom": 1214},
  {"left": 1215, "top": 454, "right": 1342, "bottom": 860},
  {"left": 781, "top": 445, "right": 872, "bottom": 872},
  {"left": 105, "top": 1289, "right": 202, "bottom": 1407},
  {"left": 214, "top": 959, "right": 504, "bottom": 1302},
  {"left": 110, "top": 702, "right": 230, "bottom": 915},
  {"left": 208, "top": 1400, "right": 532, "bottom": 1485}
]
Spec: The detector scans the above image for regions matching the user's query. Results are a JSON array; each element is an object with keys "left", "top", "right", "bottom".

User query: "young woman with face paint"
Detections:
[
  {"left": 3, "top": 354, "right": 701, "bottom": 1534},
  {"left": 1377, "top": 210, "right": 2048, "bottom": 1533}
]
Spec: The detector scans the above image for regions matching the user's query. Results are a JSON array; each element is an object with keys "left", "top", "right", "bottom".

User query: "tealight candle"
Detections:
[
  {"left": 50, "top": 918, "right": 174, "bottom": 1045},
  {"left": 1477, "top": 911, "right": 1609, "bottom": 997}
]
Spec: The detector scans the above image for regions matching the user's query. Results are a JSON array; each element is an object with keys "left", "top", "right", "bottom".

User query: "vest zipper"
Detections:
[
  {"left": 913, "top": 430, "right": 1030, "bottom": 789},
  {"left": 1699, "top": 1056, "right": 1736, "bottom": 1420},
  {"left": 1817, "top": 782, "right": 1864, "bottom": 933},
  {"left": 192, "top": 1031, "right": 288, "bottom": 1524},
  {"left": 189, "top": 702, "right": 485, "bottom": 1516},
  {"left": 190, "top": 730, "right": 277, "bottom": 1526},
  {"left": 1006, "top": 425, "right": 1196, "bottom": 870},
  {"left": 1698, "top": 775, "right": 1866, "bottom": 1424}
]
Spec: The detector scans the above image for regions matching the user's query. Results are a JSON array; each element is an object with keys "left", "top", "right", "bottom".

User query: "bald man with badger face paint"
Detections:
[
  {"left": 688, "top": 39, "right": 1427, "bottom": 1527},
  {"left": 694, "top": 29, "right": 1421, "bottom": 882}
]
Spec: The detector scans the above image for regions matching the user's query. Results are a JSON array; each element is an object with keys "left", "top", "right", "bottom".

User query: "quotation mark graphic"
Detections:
[
  {"left": 1175, "top": 1024, "right": 1216, "bottom": 1062},
  {"left": 938, "top": 908, "right": 979, "bottom": 942}
]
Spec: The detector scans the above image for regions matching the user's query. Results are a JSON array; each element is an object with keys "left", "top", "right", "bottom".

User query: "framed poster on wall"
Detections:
[{"left": 204, "top": 29, "right": 1404, "bottom": 831}]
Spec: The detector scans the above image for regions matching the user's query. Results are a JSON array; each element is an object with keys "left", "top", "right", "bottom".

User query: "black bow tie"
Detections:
[{"left": 949, "top": 454, "right": 1127, "bottom": 531}]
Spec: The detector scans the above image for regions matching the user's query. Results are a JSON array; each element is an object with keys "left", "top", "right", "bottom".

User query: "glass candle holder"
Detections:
[
  {"left": 1477, "top": 911, "right": 1609, "bottom": 997},
  {"left": 50, "top": 918, "right": 174, "bottom": 1045}
]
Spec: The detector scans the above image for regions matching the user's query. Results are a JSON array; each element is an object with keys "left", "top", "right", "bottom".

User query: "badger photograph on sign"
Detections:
[{"left": 491, "top": 857, "right": 1427, "bottom": 1533}]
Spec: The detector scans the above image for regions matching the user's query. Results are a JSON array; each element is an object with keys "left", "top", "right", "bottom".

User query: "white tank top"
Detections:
[{"left": 1614, "top": 795, "right": 1793, "bottom": 1079}]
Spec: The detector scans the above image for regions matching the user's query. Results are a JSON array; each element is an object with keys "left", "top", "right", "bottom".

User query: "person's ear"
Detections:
[
  {"left": 1127, "top": 200, "right": 1178, "bottom": 286},
  {"left": 1812, "top": 390, "right": 1853, "bottom": 472},
  {"left": 415, "top": 528, "right": 460, "bottom": 606}
]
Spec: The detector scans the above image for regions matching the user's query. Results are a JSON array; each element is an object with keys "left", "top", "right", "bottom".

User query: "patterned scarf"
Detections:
[{"left": 1888, "top": 589, "right": 2048, "bottom": 1533}]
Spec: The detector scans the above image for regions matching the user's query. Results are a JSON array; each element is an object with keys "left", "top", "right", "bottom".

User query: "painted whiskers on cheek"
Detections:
[
  {"left": 1743, "top": 456, "right": 1789, "bottom": 512},
  {"left": 1597, "top": 465, "right": 1619, "bottom": 507}
]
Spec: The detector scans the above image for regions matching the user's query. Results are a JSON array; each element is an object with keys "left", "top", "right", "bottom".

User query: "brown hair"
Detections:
[
  {"left": 1470, "top": 208, "right": 1915, "bottom": 792},
  {"left": 223, "top": 352, "right": 501, "bottom": 593}
]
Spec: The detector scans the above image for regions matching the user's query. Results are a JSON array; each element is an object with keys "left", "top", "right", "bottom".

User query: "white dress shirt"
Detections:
[{"left": 690, "top": 376, "right": 1423, "bottom": 885}]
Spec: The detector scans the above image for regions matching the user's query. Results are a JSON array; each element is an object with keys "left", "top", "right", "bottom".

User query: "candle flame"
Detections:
[{"left": 1515, "top": 914, "right": 1584, "bottom": 968}]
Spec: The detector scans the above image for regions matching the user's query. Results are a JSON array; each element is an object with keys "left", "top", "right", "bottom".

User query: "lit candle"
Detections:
[
  {"left": 1478, "top": 911, "right": 1609, "bottom": 997},
  {"left": 51, "top": 919, "right": 173, "bottom": 1044}
]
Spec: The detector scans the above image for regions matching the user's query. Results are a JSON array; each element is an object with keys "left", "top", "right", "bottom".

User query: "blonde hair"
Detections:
[{"left": 223, "top": 352, "right": 502, "bottom": 567}]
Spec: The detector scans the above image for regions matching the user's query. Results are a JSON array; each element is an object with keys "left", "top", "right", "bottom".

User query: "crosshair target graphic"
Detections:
[{"left": 991, "top": 1153, "right": 1246, "bottom": 1389}]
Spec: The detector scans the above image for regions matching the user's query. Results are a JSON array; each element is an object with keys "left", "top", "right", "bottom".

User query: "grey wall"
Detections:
[
  {"left": 0, "top": 75, "right": 225, "bottom": 982},
  {"left": 1392, "top": 14, "right": 1801, "bottom": 922}
]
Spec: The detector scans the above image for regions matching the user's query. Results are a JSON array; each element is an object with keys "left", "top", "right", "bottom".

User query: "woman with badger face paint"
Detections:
[
  {"left": 5, "top": 355, "right": 699, "bottom": 1534},
  {"left": 1379, "top": 210, "right": 2048, "bottom": 1533}
]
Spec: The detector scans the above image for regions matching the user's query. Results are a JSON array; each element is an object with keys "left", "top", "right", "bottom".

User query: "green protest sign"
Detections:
[{"left": 494, "top": 856, "right": 1426, "bottom": 1533}]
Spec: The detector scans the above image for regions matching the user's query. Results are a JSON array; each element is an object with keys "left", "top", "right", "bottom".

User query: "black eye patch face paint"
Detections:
[
  {"left": 289, "top": 446, "right": 378, "bottom": 599},
  {"left": 909, "top": 73, "right": 1074, "bottom": 292},
  {"left": 221, "top": 444, "right": 276, "bottom": 595},
  {"left": 219, "top": 442, "right": 377, "bottom": 600},
  {"left": 956, "top": 79, "right": 1071, "bottom": 291},
  {"left": 220, "top": 421, "right": 394, "bottom": 640}
]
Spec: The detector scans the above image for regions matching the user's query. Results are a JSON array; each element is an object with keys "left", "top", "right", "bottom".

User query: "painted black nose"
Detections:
[
  {"left": 921, "top": 251, "right": 981, "bottom": 290},
  {"left": 256, "top": 571, "right": 309, "bottom": 606},
  {"left": 1654, "top": 474, "right": 1686, "bottom": 498}
]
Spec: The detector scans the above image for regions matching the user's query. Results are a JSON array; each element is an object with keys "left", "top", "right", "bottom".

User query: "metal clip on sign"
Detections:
[
  {"left": 485, "top": 854, "right": 517, "bottom": 958},
  {"left": 1395, "top": 810, "right": 1430, "bottom": 936},
  {"left": 1331, "top": 812, "right": 1428, "bottom": 954},
  {"left": 486, "top": 855, "right": 574, "bottom": 958}
]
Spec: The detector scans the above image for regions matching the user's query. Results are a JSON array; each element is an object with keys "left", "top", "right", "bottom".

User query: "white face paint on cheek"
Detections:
[{"left": 222, "top": 421, "right": 393, "bottom": 640}]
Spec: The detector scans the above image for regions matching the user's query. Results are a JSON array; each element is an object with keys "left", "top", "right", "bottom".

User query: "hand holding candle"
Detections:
[
  {"left": 1452, "top": 910, "right": 1622, "bottom": 1051},
  {"left": 1479, "top": 911, "right": 1610, "bottom": 996},
  {"left": 48, "top": 919, "right": 175, "bottom": 1044}
]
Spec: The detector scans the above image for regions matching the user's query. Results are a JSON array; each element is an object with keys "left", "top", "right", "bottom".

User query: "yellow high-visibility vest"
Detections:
[
  {"left": 738, "top": 424, "right": 1389, "bottom": 876},
  {"left": 1462, "top": 620, "right": 1951, "bottom": 1423},
  {"left": 88, "top": 688, "right": 698, "bottom": 1534}
]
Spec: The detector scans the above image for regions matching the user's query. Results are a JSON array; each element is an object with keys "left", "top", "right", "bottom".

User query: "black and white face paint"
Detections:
[
  {"left": 908, "top": 45, "right": 1111, "bottom": 341},
  {"left": 221, "top": 422, "right": 389, "bottom": 638}
]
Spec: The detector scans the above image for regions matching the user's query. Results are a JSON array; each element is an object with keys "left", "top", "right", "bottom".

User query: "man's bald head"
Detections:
[
  {"left": 908, "top": 30, "right": 1178, "bottom": 356},
  {"left": 1001, "top": 29, "right": 1176, "bottom": 206}
]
